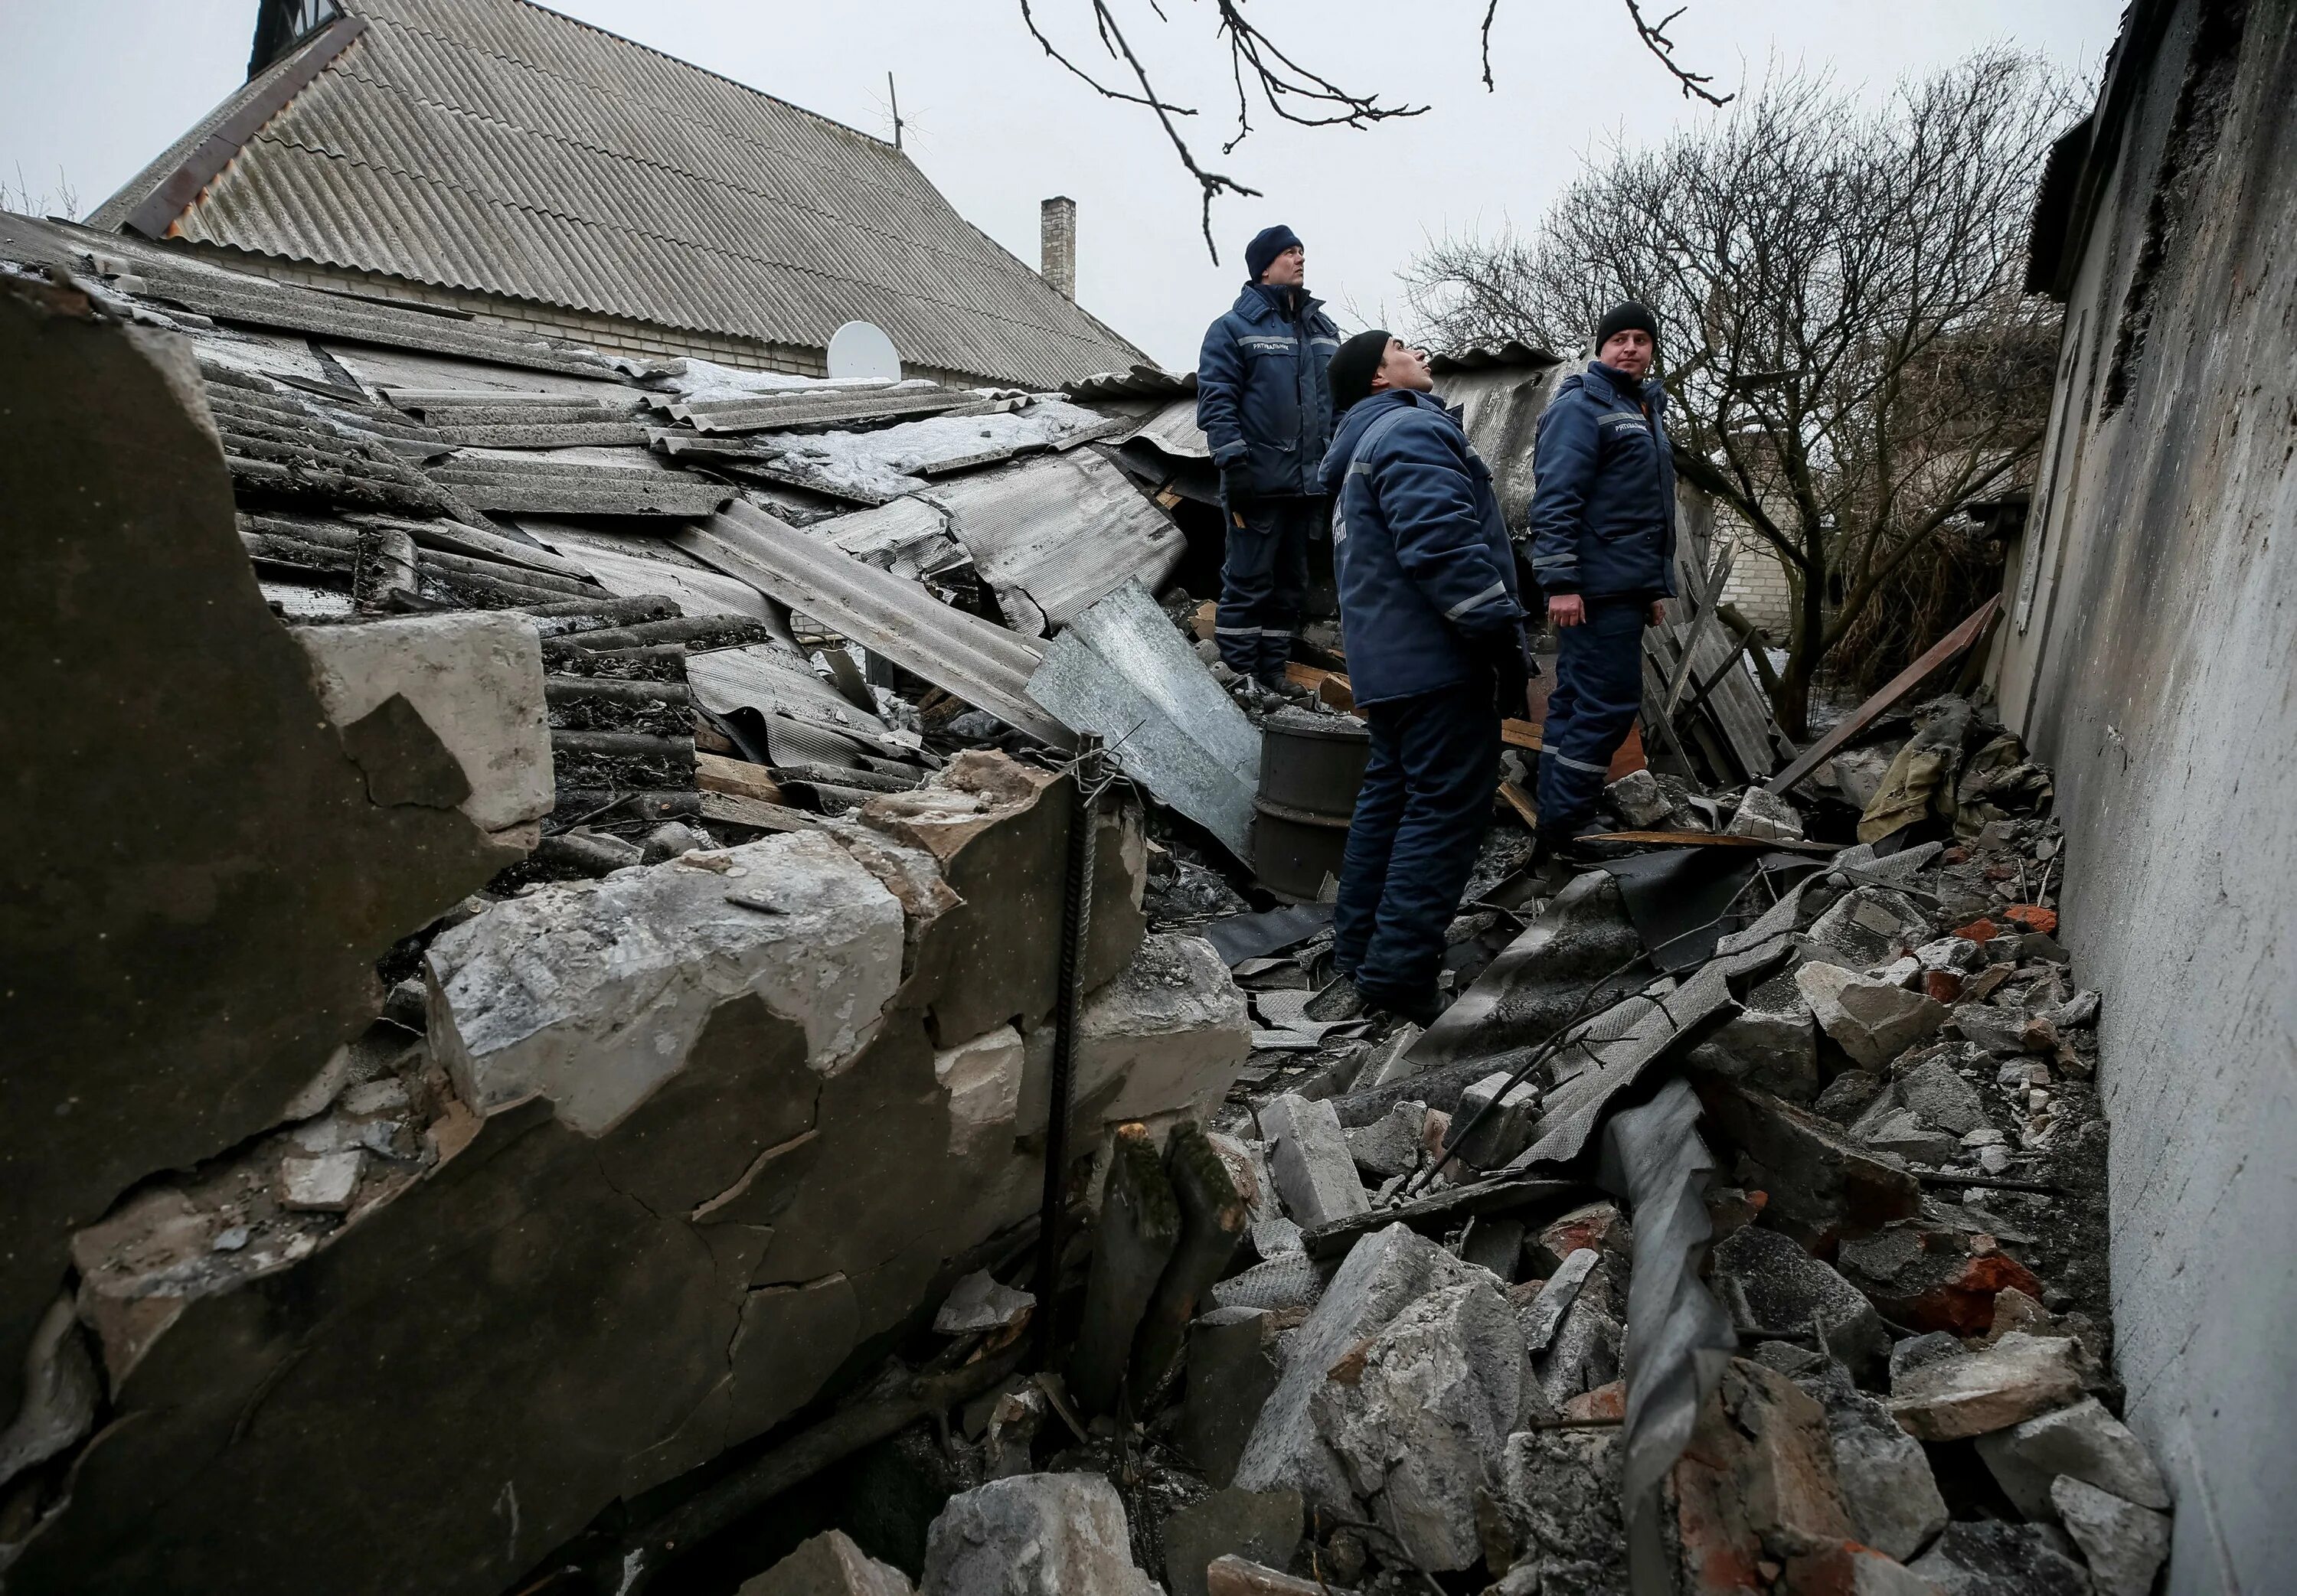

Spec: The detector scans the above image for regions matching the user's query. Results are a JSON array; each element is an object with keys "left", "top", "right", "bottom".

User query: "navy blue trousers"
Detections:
[
  {"left": 1217, "top": 498, "right": 1318, "bottom": 682},
  {"left": 1535, "top": 597, "right": 1648, "bottom": 835},
  {"left": 1333, "top": 675, "right": 1502, "bottom": 1007}
]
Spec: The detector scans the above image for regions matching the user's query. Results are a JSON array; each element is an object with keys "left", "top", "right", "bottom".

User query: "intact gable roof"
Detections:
[{"left": 92, "top": 0, "right": 1148, "bottom": 390}]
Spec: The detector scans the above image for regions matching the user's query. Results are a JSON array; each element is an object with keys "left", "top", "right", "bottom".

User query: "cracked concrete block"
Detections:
[
  {"left": 1075, "top": 935, "right": 1251, "bottom": 1130},
  {"left": 1495, "top": 1427, "right": 1625, "bottom": 1587},
  {"left": 1728, "top": 786, "right": 1805, "bottom": 841},
  {"left": 293, "top": 612, "right": 552, "bottom": 836},
  {"left": 1795, "top": 961, "right": 1949, "bottom": 1070},
  {"left": 1896, "top": 1057, "right": 1990, "bottom": 1135},
  {"left": 1804, "top": 886, "right": 1932, "bottom": 969},
  {"left": 1605, "top": 769, "right": 1674, "bottom": 828},
  {"left": 740, "top": 1528, "right": 915, "bottom": 1596},
  {"left": 1974, "top": 1395, "right": 2171, "bottom": 1518},
  {"left": 1343, "top": 1099, "right": 1427, "bottom": 1183},
  {"left": 1233, "top": 1222, "right": 1486, "bottom": 1517},
  {"left": 1132, "top": 1122, "right": 1251, "bottom": 1399},
  {"left": 1258, "top": 1094, "right": 1368, "bottom": 1229},
  {"left": 1909, "top": 1520, "right": 2091, "bottom": 1596},
  {"left": 1185, "top": 1307, "right": 1299, "bottom": 1486},
  {"left": 1792, "top": 1363, "right": 1948, "bottom": 1562},
  {"left": 1712, "top": 1226, "right": 1887, "bottom": 1378},
  {"left": 427, "top": 831, "right": 905, "bottom": 1134},
  {"left": 1311, "top": 1278, "right": 1524, "bottom": 1571},
  {"left": 2051, "top": 1474, "right": 2171, "bottom": 1596},
  {"left": 279, "top": 1150, "right": 364, "bottom": 1213},
  {"left": 1887, "top": 1332, "right": 2084, "bottom": 1440},
  {"left": 1687, "top": 970, "right": 1820, "bottom": 1102},
  {"left": 1161, "top": 1487, "right": 1302, "bottom": 1596},
  {"left": 1069, "top": 1122, "right": 1181, "bottom": 1415},
  {"left": 934, "top": 1026, "right": 1024, "bottom": 1156},
  {"left": 861, "top": 753, "right": 1144, "bottom": 1044},
  {"left": 919, "top": 1472, "right": 1159, "bottom": 1596},
  {"left": 1452, "top": 1074, "right": 1540, "bottom": 1169}
]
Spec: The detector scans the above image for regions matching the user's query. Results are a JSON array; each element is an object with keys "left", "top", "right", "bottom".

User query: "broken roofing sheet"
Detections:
[
  {"left": 1027, "top": 579, "right": 1261, "bottom": 859},
  {"left": 675, "top": 500, "right": 1073, "bottom": 748}
]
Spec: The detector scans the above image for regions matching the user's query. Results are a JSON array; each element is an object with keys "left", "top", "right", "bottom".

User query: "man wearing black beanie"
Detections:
[
  {"left": 1527, "top": 300, "right": 1678, "bottom": 854},
  {"left": 1195, "top": 225, "right": 1341, "bottom": 687},
  {"left": 1316, "top": 333, "right": 1532, "bottom": 1026}
]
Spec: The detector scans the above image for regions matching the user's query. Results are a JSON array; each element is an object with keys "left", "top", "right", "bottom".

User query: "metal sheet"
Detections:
[
  {"left": 1126, "top": 396, "right": 1211, "bottom": 461},
  {"left": 1024, "top": 579, "right": 1260, "bottom": 858},
  {"left": 94, "top": 0, "right": 1151, "bottom": 390},
  {"left": 809, "top": 498, "right": 971, "bottom": 583},
  {"left": 672, "top": 501, "right": 1071, "bottom": 748},
  {"left": 930, "top": 449, "right": 1185, "bottom": 626},
  {"left": 1593, "top": 1078, "right": 1737, "bottom": 1596}
]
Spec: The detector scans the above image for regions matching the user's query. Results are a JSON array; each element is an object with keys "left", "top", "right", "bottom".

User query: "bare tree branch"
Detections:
[
  {"left": 1021, "top": 2, "right": 1726, "bottom": 261},
  {"left": 1622, "top": 0, "right": 1732, "bottom": 106}
]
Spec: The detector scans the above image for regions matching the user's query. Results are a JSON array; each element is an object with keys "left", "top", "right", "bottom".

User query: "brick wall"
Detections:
[{"left": 1714, "top": 515, "right": 1797, "bottom": 637}]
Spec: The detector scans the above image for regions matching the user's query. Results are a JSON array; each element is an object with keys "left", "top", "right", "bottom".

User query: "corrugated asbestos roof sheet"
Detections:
[{"left": 93, "top": 0, "right": 1149, "bottom": 390}]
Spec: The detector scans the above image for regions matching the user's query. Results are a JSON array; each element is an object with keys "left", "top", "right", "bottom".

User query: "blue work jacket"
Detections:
[
  {"left": 1195, "top": 284, "right": 1341, "bottom": 501},
  {"left": 1527, "top": 361, "right": 1680, "bottom": 598},
  {"left": 1322, "top": 390, "right": 1526, "bottom": 707}
]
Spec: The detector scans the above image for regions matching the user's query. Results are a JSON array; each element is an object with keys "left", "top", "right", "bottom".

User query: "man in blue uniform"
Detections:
[
  {"left": 1320, "top": 330, "right": 1532, "bottom": 1025},
  {"left": 1528, "top": 302, "right": 1678, "bottom": 855},
  {"left": 1196, "top": 225, "right": 1341, "bottom": 687}
]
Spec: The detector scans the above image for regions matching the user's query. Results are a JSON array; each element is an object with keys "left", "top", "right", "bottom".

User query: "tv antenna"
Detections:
[{"left": 887, "top": 72, "right": 903, "bottom": 150}]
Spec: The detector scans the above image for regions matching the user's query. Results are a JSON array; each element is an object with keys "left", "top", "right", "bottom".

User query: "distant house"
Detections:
[{"left": 91, "top": 0, "right": 1148, "bottom": 390}]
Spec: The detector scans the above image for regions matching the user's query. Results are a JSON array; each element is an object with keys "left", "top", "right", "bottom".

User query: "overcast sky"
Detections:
[{"left": 2, "top": 1, "right": 2121, "bottom": 370}]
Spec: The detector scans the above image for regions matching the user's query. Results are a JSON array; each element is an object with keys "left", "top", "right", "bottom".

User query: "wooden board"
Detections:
[
  {"left": 1498, "top": 781, "right": 1539, "bottom": 827},
  {"left": 695, "top": 750, "right": 785, "bottom": 805},
  {"left": 698, "top": 790, "right": 818, "bottom": 832},
  {"left": 1763, "top": 595, "right": 2002, "bottom": 796}
]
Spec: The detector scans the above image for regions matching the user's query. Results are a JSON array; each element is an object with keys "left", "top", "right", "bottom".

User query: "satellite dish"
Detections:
[{"left": 828, "top": 321, "right": 902, "bottom": 381}]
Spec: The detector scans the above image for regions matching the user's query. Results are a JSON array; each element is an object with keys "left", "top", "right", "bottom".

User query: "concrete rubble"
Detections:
[{"left": 0, "top": 138, "right": 2185, "bottom": 1596}]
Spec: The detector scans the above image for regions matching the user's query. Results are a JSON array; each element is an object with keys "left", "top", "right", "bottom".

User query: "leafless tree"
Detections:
[
  {"left": 1, "top": 164, "right": 80, "bottom": 221},
  {"left": 1016, "top": 0, "right": 1726, "bottom": 259},
  {"left": 1405, "top": 51, "right": 2069, "bottom": 735}
]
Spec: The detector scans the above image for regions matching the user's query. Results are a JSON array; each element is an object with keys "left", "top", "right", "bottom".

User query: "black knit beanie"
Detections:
[
  {"left": 1594, "top": 300, "right": 1659, "bottom": 354},
  {"left": 1244, "top": 224, "right": 1302, "bottom": 282},
  {"left": 1327, "top": 329, "right": 1391, "bottom": 414}
]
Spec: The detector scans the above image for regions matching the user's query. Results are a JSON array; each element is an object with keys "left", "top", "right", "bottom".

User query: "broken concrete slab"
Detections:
[
  {"left": 1310, "top": 1278, "right": 1524, "bottom": 1571},
  {"left": 919, "top": 1472, "right": 1160, "bottom": 1596},
  {"left": 1896, "top": 1057, "right": 1991, "bottom": 1136},
  {"left": 1794, "top": 961, "right": 1949, "bottom": 1071},
  {"left": 1232, "top": 1223, "right": 1487, "bottom": 1517},
  {"left": 1202, "top": 1556, "right": 1339, "bottom": 1596},
  {"left": 1606, "top": 769, "right": 1675, "bottom": 828},
  {"left": 933, "top": 1271, "right": 1034, "bottom": 1337},
  {"left": 1908, "top": 1519, "right": 2091, "bottom": 1596},
  {"left": 1184, "top": 1307, "right": 1299, "bottom": 1487},
  {"left": 1516, "top": 1247, "right": 1599, "bottom": 1355},
  {"left": 1710, "top": 1226, "right": 1888, "bottom": 1376},
  {"left": 292, "top": 611, "right": 553, "bottom": 836},
  {"left": 1686, "top": 969, "right": 1820, "bottom": 1102},
  {"left": 1070, "top": 1122, "right": 1182, "bottom": 1415},
  {"left": 278, "top": 1149, "right": 364, "bottom": 1213},
  {"left": 1131, "top": 1121, "right": 1250, "bottom": 1399},
  {"left": 739, "top": 1528, "right": 915, "bottom": 1596},
  {"left": 1, "top": 276, "right": 526, "bottom": 1435},
  {"left": 1493, "top": 1426, "right": 1626, "bottom": 1591},
  {"left": 1691, "top": 1075, "right": 1923, "bottom": 1247},
  {"left": 1160, "top": 1487, "right": 1302, "bottom": 1596},
  {"left": 1973, "top": 1395, "right": 2171, "bottom": 1517},
  {"left": 427, "top": 831, "right": 907, "bottom": 1134},
  {"left": 1342, "top": 1100, "right": 1426, "bottom": 1183},
  {"left": 934, "top": 1026, "right": 1024, "bottom": 1157},
  {"left": 1804, "top": 885, "right": 1933, "bottom": 970},
  {"left": 1792, "top": 1362, "right": 1948, "bottom": 1562},
  {"left": 1887, "top": 1332, "right": 2084, "bottom": 1440},
  {"left": 1258, "top": 1095, "right": 1369, "bottom": 1229},
  {"left": 1069, "top": 935, "right": 1252, "bottom": 1131},
  {"left": 1728, "top": 787, "right": 1805, "bottom": 841},
  {"left": 2051, "top": 1474, "right": 2171, "bottom": 1596}
]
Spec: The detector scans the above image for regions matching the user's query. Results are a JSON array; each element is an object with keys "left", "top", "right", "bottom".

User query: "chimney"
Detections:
[{"left": 1041, "top": 197, "right": 1077, "bottom": 301}]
